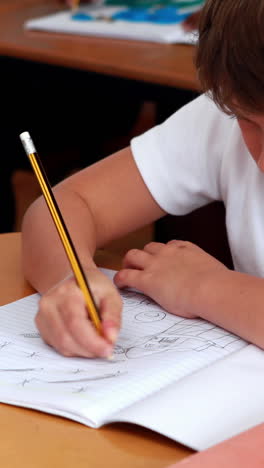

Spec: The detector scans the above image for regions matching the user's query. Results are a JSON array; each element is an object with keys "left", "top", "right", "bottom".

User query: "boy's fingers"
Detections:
[
  {"left": 143, "top": 242, "right": 164, "bottom": 254},
  {"left": 87, "top": 271, "right": 123, "bottom": 344},
  {"left": 37, "top": 272, "right": 122, "bottom": 358},
  {"left": 122, "top": 249, "right": 150, "bottom": 269},
  {"left": 60, "top": 299, "right": 113, "bottom": 358},
  {"left": 100, "top": 292, "right": 123, "bottom": 344},
  {"left": 114, "top": 268, "right": 143, "bottom": 291},
  {"left": 38, "top": 289, "right": 113, "bottom": 358},
  {"left": 36, "top": 308, "right": 96, "bottom": 357}
]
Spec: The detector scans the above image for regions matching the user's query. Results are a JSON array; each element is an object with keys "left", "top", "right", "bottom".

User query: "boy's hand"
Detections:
[
  {"left": 114, "top": 240, "right": 227, "bottom": 319},
  {"left": 36, "top": 268, "right": 122, "bottom": 358}
]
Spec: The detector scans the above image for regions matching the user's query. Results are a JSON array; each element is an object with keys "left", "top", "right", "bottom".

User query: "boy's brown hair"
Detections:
[{"left": 196, "top": 0, "right": 264, "bottom": 116}]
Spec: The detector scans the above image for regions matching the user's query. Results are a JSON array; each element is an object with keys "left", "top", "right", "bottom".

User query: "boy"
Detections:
[{"left": 22, "top": 0, "right": 264, "bottom": 358}]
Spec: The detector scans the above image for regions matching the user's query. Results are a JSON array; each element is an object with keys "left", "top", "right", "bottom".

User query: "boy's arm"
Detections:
[
  {"left": 22, "top": 147, "right": 164, "bottom": 293},
  {"left": 22, "top": 147, "right": 165, "bottom": 358},
  {"left": 198, "top": 268, "right": 264, "bottom": 349}
]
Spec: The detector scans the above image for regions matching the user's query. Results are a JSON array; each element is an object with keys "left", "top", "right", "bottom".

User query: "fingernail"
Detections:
[
  {"left": 103, "top": 321, "right": 118, "bottom": 344},
  {"left": 107, "top": 328, "right": 118, "bottom": 344},
  {"left": 102, "top": 346, "right": 113, "bottom": 359}
]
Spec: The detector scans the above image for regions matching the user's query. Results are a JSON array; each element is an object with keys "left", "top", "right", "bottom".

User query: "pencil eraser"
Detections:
[{"left": 20, "top": 132, "right": 36, "bottom": 156}]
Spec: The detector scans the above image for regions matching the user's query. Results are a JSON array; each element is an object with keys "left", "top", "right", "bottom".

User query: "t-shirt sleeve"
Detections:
[{"left": 131, "top": 94, "right": 232, "bottom": 215}]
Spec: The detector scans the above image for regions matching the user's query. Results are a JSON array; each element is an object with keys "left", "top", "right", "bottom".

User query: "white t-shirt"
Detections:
[{"left": 131, "top": 94, "right": 264, "bottom": 277}]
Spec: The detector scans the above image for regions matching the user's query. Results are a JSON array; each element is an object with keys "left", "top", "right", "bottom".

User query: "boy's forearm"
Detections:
[
  {"left": 197, "top": 269, "right": 264, "bottom": 348},
  {"left": 21, "top": 186, "right": 98, "bottom": 294}
]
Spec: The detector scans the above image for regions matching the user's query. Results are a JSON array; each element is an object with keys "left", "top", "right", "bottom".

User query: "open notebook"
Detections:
[
  {"left": 0, "top": 269, "right": 264, "bottom": 450},
  {"left": 25, "top": 6, "right": 198, "bottom": 44}
]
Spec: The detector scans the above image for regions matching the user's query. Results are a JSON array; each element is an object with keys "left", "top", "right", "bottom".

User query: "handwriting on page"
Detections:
[{"left": 0, "top": 288, "right": 247, "bottom": 424}]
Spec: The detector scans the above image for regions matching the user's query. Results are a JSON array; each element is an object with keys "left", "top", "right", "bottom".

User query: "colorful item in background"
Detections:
[
  {"left": 71, "top": 0, "right": 205, "bottom": 24},
  {"left": 105, "top": 0, "right": 205, "bottom": 9},
  {"left": 72, "top": 12, "right": 93, "bottom": 20},
  {"left": 111, "top": 7, "right": 189, "bottom": 24},
  {"left": 72, "top": 7, "right": 189, "bottom": 23}
]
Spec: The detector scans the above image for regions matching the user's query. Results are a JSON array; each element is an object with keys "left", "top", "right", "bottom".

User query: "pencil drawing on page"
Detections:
[
  {"left": 116, "top": 290, "right": 242, "bottom": 359},
  {"left": 0, "top": 286, "right": 246, "bottom": 401}
]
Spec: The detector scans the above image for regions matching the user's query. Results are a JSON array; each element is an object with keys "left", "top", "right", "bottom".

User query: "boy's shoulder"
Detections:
[
  {"left": 162, "top": 93, "right": 237, "bottom": 147},
  {"left": 180, "top": 93, "right": 229, "bottom": 122}
]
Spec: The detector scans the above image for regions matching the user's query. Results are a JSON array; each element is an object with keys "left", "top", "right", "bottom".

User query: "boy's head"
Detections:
[{"left": 196, "top": 0, "right": 264, "bottom": 117}]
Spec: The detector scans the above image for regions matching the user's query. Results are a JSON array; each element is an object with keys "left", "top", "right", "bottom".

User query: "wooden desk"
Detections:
[
  {"left": 0, "top": 0, "right": 199, "bottom": 90},
  {"left": 0, "top": 233, "right": 191, "bottom": 468}
]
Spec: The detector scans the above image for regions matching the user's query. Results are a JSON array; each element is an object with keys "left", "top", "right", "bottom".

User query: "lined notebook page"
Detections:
[{"left": 0, "top": 270, "right": 247, "bottom": 427}]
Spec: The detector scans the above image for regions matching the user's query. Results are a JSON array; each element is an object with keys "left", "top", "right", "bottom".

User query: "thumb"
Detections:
[{"left": 100, "top": 291, "right": 123, "bottom": 345}]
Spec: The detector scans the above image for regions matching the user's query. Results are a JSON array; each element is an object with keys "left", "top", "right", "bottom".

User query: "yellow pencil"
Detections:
[{"left": 20, "top": 131, "right": 102, "bottom": 334}]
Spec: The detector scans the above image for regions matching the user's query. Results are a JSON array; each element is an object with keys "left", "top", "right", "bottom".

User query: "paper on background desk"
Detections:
[
  {"left": 0, "top": 268, "right": 259, "bottom": 451},
  {"left": 25, "top": 6, "right": 198, "bottom": 44}
]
